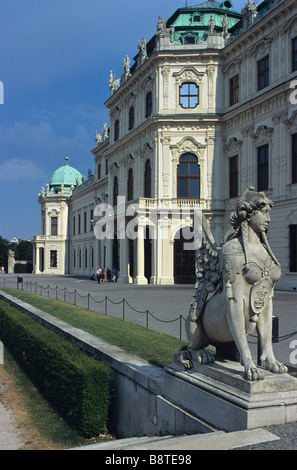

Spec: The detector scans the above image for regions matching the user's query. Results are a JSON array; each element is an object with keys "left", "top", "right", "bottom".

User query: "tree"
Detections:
[
  {"left": 13, "top": 240, "right": 33, "bottom": 261},
  {"left": 0, "top": 236, "right": 10, "bottom": 271}
]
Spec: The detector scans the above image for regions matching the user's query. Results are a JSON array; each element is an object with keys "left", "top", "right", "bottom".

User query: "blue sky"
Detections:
[{"left": 0, "top": 0, "right": 245, "bottom": 241}]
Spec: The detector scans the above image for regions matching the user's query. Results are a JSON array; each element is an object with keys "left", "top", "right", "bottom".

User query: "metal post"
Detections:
[
  {"left": 180, "top": 315, "right": 182, "bottom": 341},
  {"left": 272, "top": 316, "right": 279, "bottom": 343}
]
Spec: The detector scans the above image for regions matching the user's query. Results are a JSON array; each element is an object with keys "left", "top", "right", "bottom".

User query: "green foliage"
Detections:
[
  {"left": 0, "top": 237, "right": 33, "bottom": 272},
  {"left": 0, "top": 301, "right": 111, "bottom": 437},
  {"left": 13, "top": 240, "right": 33, "bottom": 261},
  {"left": 14, "top": 261, "right": 33, "bottom": 273},
  {"left": 0, "top": 236, "right": 9, "bottom": 270}
]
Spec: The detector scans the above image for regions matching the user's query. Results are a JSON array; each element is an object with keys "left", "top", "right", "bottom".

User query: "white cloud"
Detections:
[{"left": 0, "top": 158, "right": 46, "bottom": 182}]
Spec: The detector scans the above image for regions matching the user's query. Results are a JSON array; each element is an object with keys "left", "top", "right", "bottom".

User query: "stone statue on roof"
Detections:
[
  {"left": 109, "top": 70, "right": 120, "bottom": 96},
  {"left": 208, "top": 15, "right": 215, "bottom": 33},
  {"left": 95, "top": 130, "right": 102, "bottom": 146},
  {"left": 221, "top": 14, "right": 229, "bottom": 34},
  {"left": 138, "top": 37, "right": 147, "bottom": 59}
]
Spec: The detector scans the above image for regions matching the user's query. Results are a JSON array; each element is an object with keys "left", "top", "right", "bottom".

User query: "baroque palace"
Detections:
[{"left": 33, "top": 0, "right": 297, "bottom": 290}]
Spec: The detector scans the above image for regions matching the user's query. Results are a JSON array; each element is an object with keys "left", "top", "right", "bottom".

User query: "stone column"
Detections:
[
  {"left": 118, "top": 235, "right": 130, "bottom": 283},
  {"left": 135, "top": 224, "right": 147, "bottom": 285},
  {"left": 35, "top": 244, "right": 40, "bottom": 274}
]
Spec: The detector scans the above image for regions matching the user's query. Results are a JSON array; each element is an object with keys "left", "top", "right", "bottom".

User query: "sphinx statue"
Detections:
[{"left": 179, "top": 186, "right": 288, "bottom": 381}]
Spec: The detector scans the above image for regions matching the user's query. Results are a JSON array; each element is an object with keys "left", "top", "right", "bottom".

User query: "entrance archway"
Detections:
[
  {"left": 174, "top": 228, "right": 195, "bottom": 284},
  {"left": 144, "top": 227, "right": 152, "bottom": 283}
]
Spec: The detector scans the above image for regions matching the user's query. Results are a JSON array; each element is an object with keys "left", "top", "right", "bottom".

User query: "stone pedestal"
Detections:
[{"left": 164, "top": 357, "right": 297, "bottom": 432}]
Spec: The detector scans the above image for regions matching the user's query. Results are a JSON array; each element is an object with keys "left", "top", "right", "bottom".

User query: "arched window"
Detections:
[
  {"left": 127, "top": 168, "right": 133, "bottom": 201},
  {"left": 177, "top": 153, "right": 200, "bottom": 198},
  {"left": 113, "top": 176, "right": 118, "bottom": 206},
  {"left": 114, "top": 119, "right": 119, "bottom": 141},
  {"left": 145, "top": 91, "right": 152, "bottom": 118},
  {"left": 144, "top": 159, "right": 151, "bottom": 198},
  {"left": 128, "top": 106, "right": 135, "bottom": 130},
  {"left": 179, "top": 82, "right": 199, "bottom": 108}
]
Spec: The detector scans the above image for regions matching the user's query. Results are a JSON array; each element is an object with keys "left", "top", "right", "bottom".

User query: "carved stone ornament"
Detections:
[
  {"left": 173, "top": 67, "right": 204, "bottom": 87},
  {"left": 178, "top": 186, "right": 288, "bottom": 381}
]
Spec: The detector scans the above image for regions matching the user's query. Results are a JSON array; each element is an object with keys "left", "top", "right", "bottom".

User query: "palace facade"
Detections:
[{"left": 33, "top": 0, "right": 297, "bottom": 290}]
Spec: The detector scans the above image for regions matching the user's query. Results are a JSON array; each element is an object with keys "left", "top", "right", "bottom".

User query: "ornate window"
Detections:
[
  {"left": 292, "top": 37, "right": 297, "bottom": 72},
  {"left": 51, "top": 216, "right": 58, "bottom": 236},
  {"left": 257, "top": 144, "right": 269, "bottom": 191},
  {"left": 50, "top": 250, "right": 57, "bottom": 268},
  {"left": 229, "top": 74, "right": 239, "bottom": 106},
  {"left": 114, "top": 119, "right": 119, "bottom": 141},
  {"left": 144, "top": 159, "right": 151, "bottom": 198},
  {"left": 293, "top": 133, "right": 297, "bottom": 184},
  {"left": 113, "top": 176, "right": 118, "bottom": 206},
  {"left": 84, "top": 212, "right": 87, "bottom": 233},
  {"left": 145, "top": 91, "right": 152, "bottom": 118},
  {"left": 179, "top": 82, "right": 199, "bottom": 108},
  {"left": 90, "top": 209, "right": 93, "bottom": 231},
  {"left": 257, "top": 55, "right": 269, "bottom": 90},
  {"left": 177, "top": 153, "right": 200, "bottom": 198},
  {"left": 229, "top": 155, "right": 238, "bottom": 198},
  {"left": 127, "top": 169, "right": 133, "bottom": 201},
  {"left": 184, "top": 35, "right": 196, "bottom": 45},
  {"left": 128, "top": 106, "right": 135, "bottom": 130}
]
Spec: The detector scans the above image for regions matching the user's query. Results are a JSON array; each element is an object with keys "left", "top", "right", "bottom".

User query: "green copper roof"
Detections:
[
  {"left": 48, "top": 157, "right": 82, "bottom": 192},
  {"left": 167, "top": 0, "right": 242, "bottom": 44}
]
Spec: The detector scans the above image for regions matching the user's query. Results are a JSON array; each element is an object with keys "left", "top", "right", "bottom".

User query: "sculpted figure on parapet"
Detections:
[{"left": 179, "top": 186, "right": 288, "bottom": 381}]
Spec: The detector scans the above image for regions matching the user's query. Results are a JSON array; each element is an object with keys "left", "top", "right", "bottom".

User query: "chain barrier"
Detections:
[
  {"left": 0, "top": 277, "right": 187, "bottom": 340},
  {"left": 1, "top": 277, "right": 296, "bottom": 344}
]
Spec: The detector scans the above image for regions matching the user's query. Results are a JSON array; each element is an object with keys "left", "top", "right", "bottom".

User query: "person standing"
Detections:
[{"left": 96, "top": 266, "right": 101, "bottom": 284}]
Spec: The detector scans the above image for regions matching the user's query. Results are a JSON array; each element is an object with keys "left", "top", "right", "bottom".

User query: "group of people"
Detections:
[{"left": 91, "top": 266, "right": 120, "bottom": 283}]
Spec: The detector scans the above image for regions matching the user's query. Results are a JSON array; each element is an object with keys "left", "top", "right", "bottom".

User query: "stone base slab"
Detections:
[{"left": 163, "top": 357, "right": 297, "bottom": 432}]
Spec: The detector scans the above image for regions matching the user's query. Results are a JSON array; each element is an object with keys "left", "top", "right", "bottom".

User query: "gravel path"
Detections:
[{"left": 0, "top": 378, "right": 24, "bottom": 450}]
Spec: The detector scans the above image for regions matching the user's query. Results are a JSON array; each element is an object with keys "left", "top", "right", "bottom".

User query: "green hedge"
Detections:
[{"left": 0, "top": 301, "right": 111, "bottom": 437}]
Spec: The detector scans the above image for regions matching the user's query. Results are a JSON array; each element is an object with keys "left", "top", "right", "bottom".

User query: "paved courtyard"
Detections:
[{"left": 1, "top": 273, "right": 296, "bottom": 370}]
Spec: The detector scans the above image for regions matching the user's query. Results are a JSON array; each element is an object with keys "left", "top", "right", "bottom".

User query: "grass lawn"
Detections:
[{"left": 0, "top": 288, "right": 185, "bottom": 368}]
